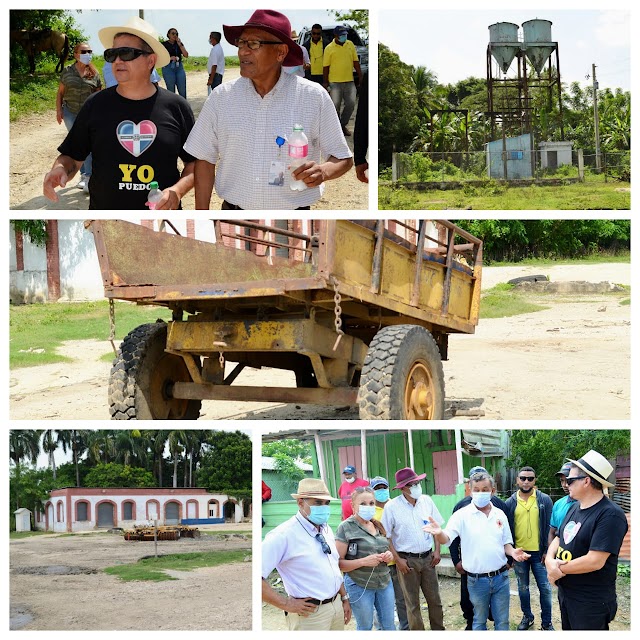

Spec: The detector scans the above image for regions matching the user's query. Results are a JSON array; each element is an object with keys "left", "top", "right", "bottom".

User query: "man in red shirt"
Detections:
[{"left": 337, "top": 465, "right": 369, "bottom": 519}]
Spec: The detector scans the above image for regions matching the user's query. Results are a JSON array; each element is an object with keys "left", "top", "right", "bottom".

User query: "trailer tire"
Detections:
[
  {"left": 357, "top": 324, "right": 445, "bottom": 420},
  {"left": 109, "top": 322, "right": 202, "bottom": 420}
]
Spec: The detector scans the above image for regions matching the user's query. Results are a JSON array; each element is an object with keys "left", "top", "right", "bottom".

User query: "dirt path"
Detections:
[
  {"left": 9, "top": 69, "right": 367, "bottom": 210},
  {"left": 9, "top": 263, "right": 630, "bottom": 421},
  {"left": 10, "top": 528, "right": 252, "bottom": 630}
]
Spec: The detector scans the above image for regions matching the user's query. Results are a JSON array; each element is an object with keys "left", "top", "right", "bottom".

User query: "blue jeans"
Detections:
[
  {"left": 62, "top": 104, "right": 92, "bottom": 177},
  {"left": 207, "top": 72, "right": 223, "bottom": 95},
  {"left": 162, "top": 61, "right": 187, "bottom": 98},
  {"left": 344, "top": 574, "right": 396, "bottom": 630},
  {"left": 329, "top": 81, "right": 357, "bottom": 126},
  {"left": 513, "top": 551, "right": 553, "bottom": 626},
  {"left": 467, "top": 571, "right": 510, "bottom": 630}
]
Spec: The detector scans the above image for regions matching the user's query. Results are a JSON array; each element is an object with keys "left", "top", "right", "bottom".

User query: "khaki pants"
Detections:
[
  {"left": 285, "top": 597, "right": 344, "bottom": 630},
  {"left": 397, "top": 555, "right": 445, "bottom": 630}
]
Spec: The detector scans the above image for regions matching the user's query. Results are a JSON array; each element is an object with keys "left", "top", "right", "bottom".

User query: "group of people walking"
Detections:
[
  {"left": 44, "top": 10, "right": 365, "bottom": 210},
  {"left": 262, "top": 449, "right": 627, "bottom": 631}
]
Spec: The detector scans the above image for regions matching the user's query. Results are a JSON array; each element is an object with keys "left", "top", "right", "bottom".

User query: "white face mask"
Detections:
[
  {"left": 79, "top": 53, "right": 92, "bottom": 65},
  {"left": 409, "top": 484, "right": 422, "bottom": 499},
  {"left": 472, "top": 492, "right": 492, "bottom": 508},
  {"left": 345, "top": 477, "right": 356, "bottom": 484}
]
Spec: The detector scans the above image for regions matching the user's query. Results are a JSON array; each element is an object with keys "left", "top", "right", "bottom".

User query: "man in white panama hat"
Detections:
[
  {"left": 545, "top": 449, "right": 628, "bottom": 630},
  {"left": 43, "top": 16, "right": 195, "bottom": 210},
  {"left": 262, "top": 478, "right": 352, "bottom": 630}
]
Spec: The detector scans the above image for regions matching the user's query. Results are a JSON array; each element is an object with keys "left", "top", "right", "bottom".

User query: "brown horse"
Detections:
[{"left": 10, "top": 29, "right": 70, "bottom": 74}]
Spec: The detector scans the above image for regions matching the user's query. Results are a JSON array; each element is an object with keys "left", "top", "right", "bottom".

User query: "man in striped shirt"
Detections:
[{"left": 184, "top": 10, "right": 353, "bottom": 210}]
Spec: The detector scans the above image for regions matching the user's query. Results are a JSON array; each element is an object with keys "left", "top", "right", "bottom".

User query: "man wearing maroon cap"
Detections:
[
  {"left": 185, "top": 9, "right": 353, "bottom": 210},
  {"left": 380, "top": 467, "right": 445, "bottom": 630}
]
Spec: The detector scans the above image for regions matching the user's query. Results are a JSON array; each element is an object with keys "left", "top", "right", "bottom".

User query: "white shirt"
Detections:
[
  {"left": 442, "top": 503, "right": 513, "bottom": 574},
  {"left": 207, "top": 42, "right": 225, "bottom": 77},
  {"left": 262, "top": 513, "right": 343, "bottom": 600},
  {"left": 381, "top": 494, "right": 444, "bottom": 554},
  {"left": 184, "top": 71, "right": 352, "bottom": 209}
]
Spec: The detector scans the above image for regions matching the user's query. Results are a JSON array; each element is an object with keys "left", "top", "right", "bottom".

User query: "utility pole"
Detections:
[{"left": 592, "top": 63, "right": 601, "bottom": 172}]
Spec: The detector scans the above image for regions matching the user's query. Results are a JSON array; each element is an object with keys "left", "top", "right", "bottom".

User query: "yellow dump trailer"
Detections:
[{"left": 87, "top": 219, "right": 482, "bottom": 420}]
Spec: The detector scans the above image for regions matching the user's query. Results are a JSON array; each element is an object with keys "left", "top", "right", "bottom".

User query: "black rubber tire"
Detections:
[
  {"left": 109, "top": 322, "right": 201, "bottom": 420},
  {"left": 357, "top": 324, "right": 445, "bottom": 420}
]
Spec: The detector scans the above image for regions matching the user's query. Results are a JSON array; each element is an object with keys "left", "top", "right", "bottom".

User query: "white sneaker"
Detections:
[
  {"left": 77, "top": 174, "right": 86, "bottom": 190},
  {"left": 83, "top": 177, "right": 90, "bottom": 194}
]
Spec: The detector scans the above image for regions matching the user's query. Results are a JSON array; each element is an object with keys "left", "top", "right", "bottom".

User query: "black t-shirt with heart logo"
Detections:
[
  {"left": 58, "top": 86, "right": 195, "bottom": 209},
  {"left": 555, "top": 496, "right": 627, "bottom": 601}
]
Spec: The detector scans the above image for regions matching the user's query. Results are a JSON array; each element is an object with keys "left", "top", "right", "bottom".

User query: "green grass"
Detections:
[
  {"left": 379, "top": 179, "right": 631, "bottom": 210},
  {"left": 202, "top": 530, "right": 252, "bottom": 537},
  {"left": 487, "top": 252, "right": 630, "bottom": 267},
  {"left": 480, "top": 284, "right": 549, "bottom": 319},
  {"left": 10, "top": 300, "right": 172, "bottom": 369},
  {"left": 103, "top": 549, "right": 250, "bottom": 582},
  {"left": 10, "top": 57, "right": 240, "bottom": 122},
  {"left": 10, "top": 530, "right": 55, "bottom": 539},
  {"left": 620, "top": 298, "right": 631, "bottom": 306}
]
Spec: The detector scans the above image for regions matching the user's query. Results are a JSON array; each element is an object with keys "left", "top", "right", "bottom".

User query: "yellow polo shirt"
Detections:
[
  {"left": 309, "top": 40, "right": 324, "bottom": 76},
  {"left": 323, "top": 39, "right": 358, "bottom": 83},
  {"left": 514, "top": 489, "right": 540, "bottom": 551}
]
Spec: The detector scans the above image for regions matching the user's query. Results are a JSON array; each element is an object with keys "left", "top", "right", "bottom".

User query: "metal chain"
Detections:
[
  {"left": 108, "top": 299, "right": 118, "bottom": 355},
  {"left": 330, "top": 276, "right": 345, "bottom": 351},
  {"left": 219, "top": 352, "right": 225, "bottom": 369}
]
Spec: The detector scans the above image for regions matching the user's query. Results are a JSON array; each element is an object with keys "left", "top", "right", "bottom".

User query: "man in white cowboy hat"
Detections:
[
  {"left": 43, "top": 16, "right": 195, "bottom": 210},
  {"left": 545, "top": 450, "right": 628, "bottom": 630},
  {"left": 262, "top": 478, "right": 352, "bottom": 630},
  {"left": 184, "top": 9, "right": 353, "bottom": 210},
  {"left": 380, "top": 467, "right": 445, "bottom": 630}
]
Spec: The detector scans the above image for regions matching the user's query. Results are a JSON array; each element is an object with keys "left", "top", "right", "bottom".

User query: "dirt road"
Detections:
[
  {"left": 10, "top": 263, "right": 630, "bottom": 421},
  {"left": 9, "top": 69, "right": 368, "bottom": 210},
  {"left": 10, "top": 526, "right": 252, "bottom": 630}
]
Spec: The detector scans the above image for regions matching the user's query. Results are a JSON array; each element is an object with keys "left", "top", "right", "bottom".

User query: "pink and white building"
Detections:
[{"left": 35, "top": 487, "right": 245, "bottom": 533}]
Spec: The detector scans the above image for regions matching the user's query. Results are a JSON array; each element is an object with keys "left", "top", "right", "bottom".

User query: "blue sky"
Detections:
[
  {"left": 72, "top": 9, "right": 356, "bottom": 59},
  {"left": 379, "top": 9, "right": 630, "bottom": 91}
]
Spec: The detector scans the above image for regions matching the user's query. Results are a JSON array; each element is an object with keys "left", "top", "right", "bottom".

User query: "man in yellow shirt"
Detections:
[
  {"left": 304, "top": 24, "right": 324, "bottom": 85},
  {"left": 505, "top": 467, "right": 554, "bottom": 631},
  {"left": 322, "top": 25, "right": 362, "bottom": 136}
]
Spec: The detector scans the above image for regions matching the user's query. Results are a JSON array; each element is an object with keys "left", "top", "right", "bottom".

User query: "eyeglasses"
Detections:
[
  {"left": 169, "top": 31, "right": 178, "bottom": 36},
  {"left": 104, "top": 47, "right": 152, "bottom": 63},
  {"left": 235, "top": 38, "right": 283, "bottom": 50},
  {"left": 315, "top": 533, "right": 331, "bottom": 554},
  {"left": 566, "top": 475, "right": 588, "bottom": 486},
  {"left": 519, "top": 476, "right": 535, "bottom": 482},
  {"left": 79, "top": 49, "right": 93, "bottom": 54}
]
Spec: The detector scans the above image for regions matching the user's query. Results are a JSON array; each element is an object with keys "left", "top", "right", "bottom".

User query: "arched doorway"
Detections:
[
  {"left": 223, "top": 501, "right": 235, "bottom": 522},
  {"left": 165, "top": 502, "right": 180, "bottom": 525},
  {"left": 97, "top": 502, "right": 115, "bottom": 528},
  {"left": 46, "top": 503, "right": 54, "bottom": 531}
]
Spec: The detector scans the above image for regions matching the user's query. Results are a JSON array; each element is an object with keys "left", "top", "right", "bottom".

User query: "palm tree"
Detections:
[
  {"left": 10, "top": 429, "right": 41, "bottom": 510},
  {"left": 58, "top": 430, "right": 88, "bottom": 487},
  {"left": 167, "top": 430, "right": 187, "bottom": 488},
  {"left": 41, "top": 429, "right": 61, "bottom": 479}
]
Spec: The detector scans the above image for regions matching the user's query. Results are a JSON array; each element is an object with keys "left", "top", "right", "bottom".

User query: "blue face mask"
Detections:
[
  {"left": 358, "top": 505, "right": 376, "bottom": 521},
  {"left": 472, "top": 492, "right": 492, "bottom": 508},
  {"left": 374, "top": 488, "right": 390, "bottom": 503},
  {"left": 338, "top": 34, "right": 348, "bottom": 44},
  {"left": 284, "top": 65, "right": 301, "bottom": 75},
  {"left": 306, "top": 504, "right": 331, "bottom": 525}
]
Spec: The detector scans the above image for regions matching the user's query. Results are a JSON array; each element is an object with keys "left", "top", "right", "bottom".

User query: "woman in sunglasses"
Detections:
[
  {"left": 335, "top": 487, "right": 396, "bottom": 630},
  {"left": 161, "top": 27, "right": 189, "bottom": 98},
  {"left": 55, "top": 42, "right": 102, "bottom": 193}
]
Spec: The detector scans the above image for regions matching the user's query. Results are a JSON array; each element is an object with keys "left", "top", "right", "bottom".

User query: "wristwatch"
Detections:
[{"left": 341, "top": 594, "right": 350, "bottom": 602}]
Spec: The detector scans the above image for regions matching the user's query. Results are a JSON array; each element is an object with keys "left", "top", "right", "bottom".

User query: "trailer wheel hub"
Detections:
[{"left": 404, "top": 361, "right": 435, "bottom": 419}]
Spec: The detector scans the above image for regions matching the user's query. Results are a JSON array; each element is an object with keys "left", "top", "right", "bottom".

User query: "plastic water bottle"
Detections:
[
  {"left": 288, "top": 124, "right": 308, "bottom": 191},
  {"left": 146, "top": 181, "right": 163, "bottom": 210}
]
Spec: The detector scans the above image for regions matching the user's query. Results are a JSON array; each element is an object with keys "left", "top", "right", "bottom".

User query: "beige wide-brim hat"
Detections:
[
  {"left": 291, "top": 478, "right": 336, "bottom": 501},
  {"left": 99, "top": 16, "right": 170, "bottom": 68},
  {"left": 567, "top": 450, "right": 615, "bottom": 488}
]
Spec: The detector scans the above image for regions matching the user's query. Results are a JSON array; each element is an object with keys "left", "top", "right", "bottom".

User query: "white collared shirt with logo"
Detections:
[{"left": 443, "top": 503, "right": 513, "bottom": 574}]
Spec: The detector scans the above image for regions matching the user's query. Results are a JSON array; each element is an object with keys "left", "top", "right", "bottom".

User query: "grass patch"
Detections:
[
  {"left": 10, "top": 300, "right": 172, "bottom": 369},
  {"left": 487, "top": 252, "right": 630, "bottom": 267},
  {"left": 10, "top": 530, "right": 55, "bottom": 539},
  {"left": 620, "top": 298, "right": 630, "bottom": 306},
  {"left": 379, "top": 180, "right": 630, "bottom": 210},
  {"left": 202, "top": 530, "right": 252, "bottom": 538},
  {"left": 481, "top": 285, "right": 549, "bottom": 319},
  {"left": 104, "top": 549, "right": 250, "bottom": 582}
]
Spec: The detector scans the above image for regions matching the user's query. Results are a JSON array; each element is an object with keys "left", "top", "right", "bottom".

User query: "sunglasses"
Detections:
[
  {"left": 79, "top": 49, "right": 93, "bottom": 54},
  {"left": 519, "top": 476, "right": 535, "bottom": 482},
  {"left": 566, "top": 475, "right": 588, "bottom": 486},
  {"left": 315, "top": 533, "right": 331, "bottom": 554},
  {"left": 104, "top": 47, "right": 152, "bottom": 63}
]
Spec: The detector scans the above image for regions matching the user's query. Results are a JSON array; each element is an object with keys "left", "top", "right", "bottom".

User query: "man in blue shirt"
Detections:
[{"left": 548, "top": 462, "right": 577, "bottom": 547}]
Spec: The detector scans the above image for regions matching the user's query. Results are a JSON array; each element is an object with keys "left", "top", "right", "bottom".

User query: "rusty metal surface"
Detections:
[{"left": 171, "top": 381, "right": 358, "bottom": 406}]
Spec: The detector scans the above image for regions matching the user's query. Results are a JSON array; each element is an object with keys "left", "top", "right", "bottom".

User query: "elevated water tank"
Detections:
[
  {"left": 522, "top": 19, "right": 554, "bottom": 75},
  {"left": 488, "top": 22, "right": 520, "bottom": 74}
]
